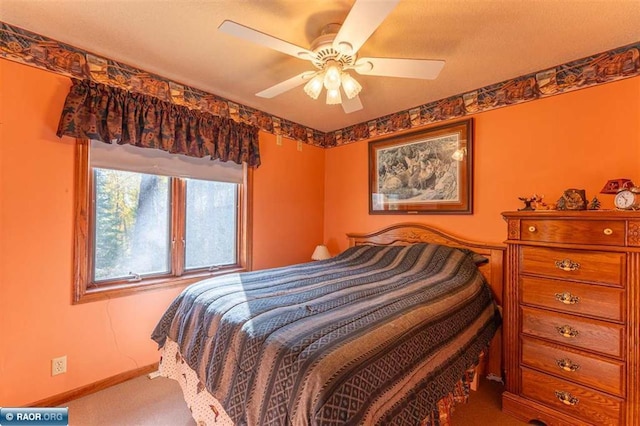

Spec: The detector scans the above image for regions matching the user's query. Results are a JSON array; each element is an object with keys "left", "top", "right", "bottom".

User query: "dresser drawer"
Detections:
[
  {"left": 520, "top": 219, "right": 625, "bottom": 246},
  {"left": 520, "top": 276, "right": 625, "bottom": 322},
  {"left": 521, "top": 367, "right": 623, "bottom": 426},
  {"left": 521, "top": 306, "right": 624, "bottom": 358},
  {"left": 521, "top": 246, "right": 625, "bottom": 286},
  {"left": 521, "top": 336, "right": 625, "bottom": 396}
]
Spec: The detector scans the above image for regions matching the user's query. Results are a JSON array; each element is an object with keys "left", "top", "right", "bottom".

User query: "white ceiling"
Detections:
[{"left": 1, "top": 1, "right": 639, "bottom": 132}]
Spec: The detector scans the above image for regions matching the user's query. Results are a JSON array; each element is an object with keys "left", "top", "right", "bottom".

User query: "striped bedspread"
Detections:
[{"left": 151, "top": 243, "right": 501, "bottom": 426}]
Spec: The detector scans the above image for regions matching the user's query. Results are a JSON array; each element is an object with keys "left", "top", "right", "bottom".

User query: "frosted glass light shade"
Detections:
[
  {"left": 311, "top": 245, "right": 331, "bottom": 260},
  {"left": 326, "top": 88, "right": 342, "bottom": 105},
  {"left": 323, "top": 64, "right": 342, "bottom": 90},
  {"left": 341, "top": 73, "right": 362, "bottom": 99},
  {"left": 303, "top": 74, "right": 324, "bottom": 100}
]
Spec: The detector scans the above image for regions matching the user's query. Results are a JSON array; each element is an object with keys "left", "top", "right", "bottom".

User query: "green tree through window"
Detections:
[{"left": 94, "top": 170, "right": 170, "bottom": 281}]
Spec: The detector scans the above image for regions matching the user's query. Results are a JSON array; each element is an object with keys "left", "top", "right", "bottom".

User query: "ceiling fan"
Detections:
[{"left": 218, "top": 0, "right": 445, "bottom": 114}]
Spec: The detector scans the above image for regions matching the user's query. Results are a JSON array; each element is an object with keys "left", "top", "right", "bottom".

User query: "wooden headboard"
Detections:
[
  {"left": 347, "top": 223, "right": 506, "bottom": 379},
  {"left": 346, "top": 222, "right": 505, "bottom": 306}
]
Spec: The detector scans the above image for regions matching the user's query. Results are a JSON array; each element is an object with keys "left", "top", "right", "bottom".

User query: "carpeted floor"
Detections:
[
  {"left": 450, "top": 378, "right": 527, "bottom": 425},
  {"left": 62, "top": 374, "right": 527, "bottom": 425}
]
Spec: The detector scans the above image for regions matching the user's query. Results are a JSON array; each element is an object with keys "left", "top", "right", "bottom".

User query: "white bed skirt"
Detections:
[{"left": 159, "top": 337, "right": 234, "bottom": 425}]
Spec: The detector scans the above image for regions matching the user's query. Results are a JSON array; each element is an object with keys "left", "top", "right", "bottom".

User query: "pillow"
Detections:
[
  {"left": 471, "top": 252, "right": 490, "bottom": 265},
  {"left": 459, "top": 248, "right": 489, "bottom": 265}
]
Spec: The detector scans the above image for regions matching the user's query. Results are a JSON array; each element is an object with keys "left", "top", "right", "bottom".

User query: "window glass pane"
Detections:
[
  {"left": 93, "top": 168, "right": 170, "bottom": 281},
  {"left": 185, "top": 179, "right": 237, "bottom": 269}
]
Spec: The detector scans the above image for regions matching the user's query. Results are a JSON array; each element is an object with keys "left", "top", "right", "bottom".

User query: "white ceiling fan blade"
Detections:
[
  {"left": 354, "top": 57, "right": 445, "bottom": 79},
  {"left": 333, "top": 0, "right": 400, "bottom": 55},
  {"left": 219, "top": 20, "right": 316, "bottom": 61},
  {"left": 256, "top": 71, "right": 316, "bottom": 98},
  {"left": 341, "top": 94, "right": 363, "bottom": 114}
]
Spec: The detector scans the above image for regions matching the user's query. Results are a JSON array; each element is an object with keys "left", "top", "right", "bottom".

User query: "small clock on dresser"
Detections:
[{"left": 614, "top": 187, "right": 640, "bottom": 210}]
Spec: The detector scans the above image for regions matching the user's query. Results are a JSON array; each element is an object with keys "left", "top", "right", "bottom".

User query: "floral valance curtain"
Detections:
[{"left": 57, "top": 79, "right": 261, "bottom": 167}]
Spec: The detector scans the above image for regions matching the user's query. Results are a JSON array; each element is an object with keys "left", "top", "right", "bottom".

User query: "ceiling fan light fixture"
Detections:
[
  {"left": 341, "top": 72, "right": 362, "bottom": 99},
  {"left": 222, "top": 1, "right": 444, "bottom": 114},
  {"left": 326, "top": 88, "right": 342, "bottom": 105},
  {"left": 323, "top": 62, "right": 342, "bottom": 90},
  {"left": 303, "top": 74, "right": 324, "bottom": 100}
]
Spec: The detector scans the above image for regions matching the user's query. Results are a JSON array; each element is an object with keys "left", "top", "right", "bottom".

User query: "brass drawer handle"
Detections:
[
  {"left": 556, "top": 358, "right": 581, "bottom": 372},
  {"left": 528, "top": 225, "right": 536, "bottom": 232},
  {"left": 555, "top": 292, "right": 580, "bottom": 305},
  {"left": 555, "top": 259, "right": 580, "bottom": 272},
  {"left": 603, "top": 228, "right": 613, "bottom": 235},
  {"left": 555, "top": 390, "right": 579, "bottom": 406},
  {"left": 556, "top": 325, "right": 579, "bottom": 338}
]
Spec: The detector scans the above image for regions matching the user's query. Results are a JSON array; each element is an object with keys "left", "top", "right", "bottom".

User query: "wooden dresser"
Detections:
[{"left": 501, "top": 211, "right": 640, "bottom": 426}]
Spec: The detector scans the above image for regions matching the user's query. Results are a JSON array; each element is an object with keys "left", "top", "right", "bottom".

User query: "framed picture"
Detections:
[{"left": 369, "top": 118, "right": 473, "bottom": 214}]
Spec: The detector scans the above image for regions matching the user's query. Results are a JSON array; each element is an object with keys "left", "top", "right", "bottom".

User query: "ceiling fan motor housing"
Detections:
[{"left": 310, "top": 24, "right": 355, "bottom": 70}]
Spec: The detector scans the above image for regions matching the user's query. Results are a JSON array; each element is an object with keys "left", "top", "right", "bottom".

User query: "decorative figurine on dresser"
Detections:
[{"left": 501, "top": 210, "right": 640, "bottom": 426}]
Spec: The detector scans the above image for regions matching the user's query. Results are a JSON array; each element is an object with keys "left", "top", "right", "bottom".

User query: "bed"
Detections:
[{"left": 151, "top": 223, "right": 504, "bottom": 425}]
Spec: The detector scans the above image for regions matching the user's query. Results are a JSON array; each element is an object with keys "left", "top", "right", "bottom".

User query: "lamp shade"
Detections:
[
  {"left": 600, "top": 178, "right": 634, "bottom": 194},
  {"left": 311, "top": 244, "right": 331, "bottom": 260}
]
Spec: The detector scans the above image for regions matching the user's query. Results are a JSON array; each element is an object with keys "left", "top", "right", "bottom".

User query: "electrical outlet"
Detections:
[
  {"left": 297, "top": 141, "right": 302, "bottom": 151},
  {"left": 52, "top": 356, "right": 67, "bottom": 376}
]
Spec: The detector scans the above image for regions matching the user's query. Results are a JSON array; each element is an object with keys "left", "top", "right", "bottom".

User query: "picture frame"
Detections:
[{"left": 369, "top": 118, "right": 473, "bottom": 214}]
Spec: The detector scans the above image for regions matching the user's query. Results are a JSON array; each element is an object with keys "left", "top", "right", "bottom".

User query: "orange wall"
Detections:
[
  {"left": 253, "top": 134, "right": 325, "bottom": 269},
  {"left": 324, "top": 77, "right": 640, "bottom": 252},
  {"left": 0, "top": 59, "right": 324, "bottom": 406},
  {"left": 1, "top": 56, "right": 638, "bottom": 406}
]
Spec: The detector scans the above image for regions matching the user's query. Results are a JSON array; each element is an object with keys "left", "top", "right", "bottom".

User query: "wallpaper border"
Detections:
[{"left": 1, "top": 22, "right": 638, "bottom": 148}]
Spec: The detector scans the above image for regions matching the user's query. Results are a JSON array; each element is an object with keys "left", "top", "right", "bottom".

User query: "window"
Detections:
[
  {"left": 184, "top": 179, "right": 237, "bottom": 270},
  {"left": 73, "top": 140, "right": 252, "bottom": 303},
  {"left": 93, "top": 169, "right": 171, "bottom": 281}
]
